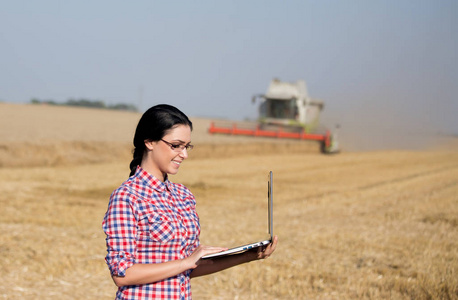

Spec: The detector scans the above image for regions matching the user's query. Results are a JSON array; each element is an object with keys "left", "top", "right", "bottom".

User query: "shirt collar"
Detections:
[{"left": 135, "top": 166, "right": 170, "bottom": 192}]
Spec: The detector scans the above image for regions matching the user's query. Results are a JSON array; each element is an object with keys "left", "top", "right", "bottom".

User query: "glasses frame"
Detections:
[{"left": 160, "top": 139, "right": 194, "bottom": 152}]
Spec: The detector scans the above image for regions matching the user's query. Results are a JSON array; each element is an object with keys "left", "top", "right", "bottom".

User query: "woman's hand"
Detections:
[
  {"left": 183, "top": 245, "right": 228, "bottom": 269},
  {"left": 249, "top": 235, "right": 278, "bottom": 261}
]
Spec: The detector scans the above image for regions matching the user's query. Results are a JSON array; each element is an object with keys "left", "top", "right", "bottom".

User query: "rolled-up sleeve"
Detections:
[{"left": 102, "top": 188, "right": 137, "bottom": 277}]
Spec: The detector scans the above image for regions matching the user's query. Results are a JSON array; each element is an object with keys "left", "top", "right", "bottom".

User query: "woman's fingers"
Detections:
[
  {"left": 199, "top": 245, "right": 228, "bottom": 255},
  {"left": 194, "top": 245, "right": 227, "bottom": 260},
  {"left": 186, "top": 245, "right": 228, "bottom": 268},
  {"left": 257, "top": 235, "right": 278, "bottom": 259}
]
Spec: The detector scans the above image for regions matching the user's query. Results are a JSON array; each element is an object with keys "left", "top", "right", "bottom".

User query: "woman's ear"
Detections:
[{"left": 144, "top": 140, "right": 155, "bottom": 151}]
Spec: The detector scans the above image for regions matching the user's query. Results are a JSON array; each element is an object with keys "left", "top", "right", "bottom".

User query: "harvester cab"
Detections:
[{"left": 252, "top": 78, "right": 324, "bottom": 134}]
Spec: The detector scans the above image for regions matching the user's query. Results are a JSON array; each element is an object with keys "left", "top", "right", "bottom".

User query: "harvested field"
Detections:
[{"left": 0, "top": 103, "right": 457, "bottom": 299}]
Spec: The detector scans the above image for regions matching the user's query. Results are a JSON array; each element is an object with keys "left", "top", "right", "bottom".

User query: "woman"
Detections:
[{"left": 102, "top": 104, "right": 277, "bottom": 299}]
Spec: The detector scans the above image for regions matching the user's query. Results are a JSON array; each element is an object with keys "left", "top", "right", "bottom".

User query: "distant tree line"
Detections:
[{"left": 30, "top": 98, "right": 138, "bottom": 112}]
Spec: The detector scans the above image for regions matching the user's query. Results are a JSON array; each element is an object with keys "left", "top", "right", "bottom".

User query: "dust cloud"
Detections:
[{"left": 321, "top": 96, "right": 455, "bottom": 152}]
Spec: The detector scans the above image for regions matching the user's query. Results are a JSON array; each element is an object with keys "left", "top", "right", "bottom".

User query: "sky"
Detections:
[{"left": 1, "top": 1, "right": 457, "bottom": 150}]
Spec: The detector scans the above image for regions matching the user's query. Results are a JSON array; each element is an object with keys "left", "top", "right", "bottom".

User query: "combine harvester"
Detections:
[{"left": 208, "top": 78, "right": 339, "bottom": 153}]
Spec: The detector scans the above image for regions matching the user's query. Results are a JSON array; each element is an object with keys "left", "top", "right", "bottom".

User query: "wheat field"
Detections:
[{"left": 0, "top": 103, "right": 457, "bottom": 299}]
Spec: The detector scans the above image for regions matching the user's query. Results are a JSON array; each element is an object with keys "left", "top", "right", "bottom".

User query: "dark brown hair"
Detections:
[{"left": 129, "top": 104, "right": 192, "bottom": 176}]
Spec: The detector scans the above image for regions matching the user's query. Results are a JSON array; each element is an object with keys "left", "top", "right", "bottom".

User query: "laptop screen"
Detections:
[{"left": 268, "top": 171, "right": 273, "bottom": 239}]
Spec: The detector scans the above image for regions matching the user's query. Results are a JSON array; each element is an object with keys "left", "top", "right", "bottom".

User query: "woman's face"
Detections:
[{"left": 147, "top": 124, "right": 192, "bottom": 180}]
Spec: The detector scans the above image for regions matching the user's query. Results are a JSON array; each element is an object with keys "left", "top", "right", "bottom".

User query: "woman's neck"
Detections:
[{"left": 140, "top": 162, "right": 165, "bottom": 182}]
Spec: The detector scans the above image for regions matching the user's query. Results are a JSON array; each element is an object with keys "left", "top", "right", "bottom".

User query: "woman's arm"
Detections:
[
  {"left": 113, "top": 237, "right": 278, "bottom": 286},
  {"left": 112, "top": 259, "right": 188, "bottom": 287},
  {"left": 190, "top": 235, "right": 278, "bottom": 278},
  {"left": 112, "top": 245, "right": 228, "bottom": 287}
]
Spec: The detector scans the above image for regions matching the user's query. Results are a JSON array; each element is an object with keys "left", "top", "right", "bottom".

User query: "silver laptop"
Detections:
[{"left": 202, "top": 171, "right": 274, "bottom": 259}]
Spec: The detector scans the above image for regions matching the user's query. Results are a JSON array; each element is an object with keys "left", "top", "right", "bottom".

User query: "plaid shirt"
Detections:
[{"left": 102, "top": 166, "right": 201, "bottom": 300}]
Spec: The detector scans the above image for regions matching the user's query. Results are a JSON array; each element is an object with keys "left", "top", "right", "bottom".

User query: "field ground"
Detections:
[{"left": 0, "top": 103, "right": 457, "bottom": 299}]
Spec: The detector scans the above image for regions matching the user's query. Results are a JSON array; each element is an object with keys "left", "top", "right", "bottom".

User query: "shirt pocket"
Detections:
[{"left": 147, "top": 214, "right": 177, "bottom": 243}]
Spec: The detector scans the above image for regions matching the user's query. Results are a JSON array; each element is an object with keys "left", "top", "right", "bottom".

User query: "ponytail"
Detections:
[{"left": 129, "top": 147, "right": 144, "bottom": 177}]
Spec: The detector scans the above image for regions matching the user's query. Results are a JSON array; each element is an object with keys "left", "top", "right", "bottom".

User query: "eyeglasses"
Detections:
[{"left": 160, "top": 139, "right": 194, "bottom": 152}]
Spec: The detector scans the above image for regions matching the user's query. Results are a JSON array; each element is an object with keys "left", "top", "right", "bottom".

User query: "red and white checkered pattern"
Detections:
[{"left": 103, "top": 166, "right": 200, "bottom": 299}]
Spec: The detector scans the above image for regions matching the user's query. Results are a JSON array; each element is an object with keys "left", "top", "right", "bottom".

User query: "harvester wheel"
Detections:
[{"left": 320, "top": 141, "right": 327, "bottom": 154}]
